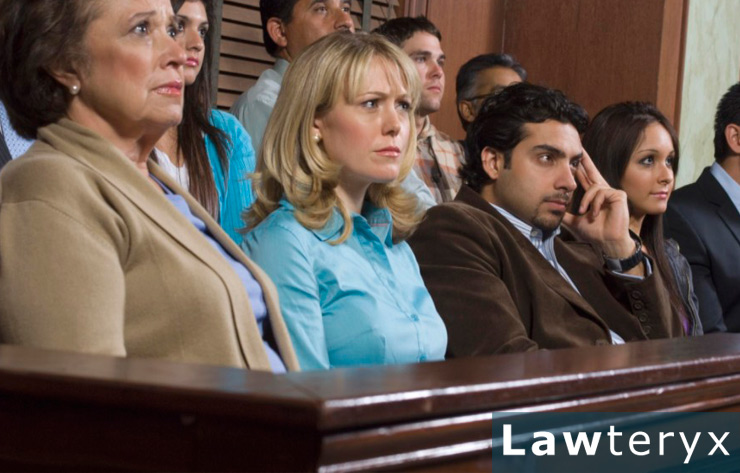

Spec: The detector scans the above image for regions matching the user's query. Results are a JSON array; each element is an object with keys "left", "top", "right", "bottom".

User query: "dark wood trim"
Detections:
[
  {"left": 656, "top": 0, "right": 687, "bottom": 129},
  {"left": 673, "top": 0, "right": 691, "bottom": 132},
  {"left": 2, "top": 335, "right": 740, "bottom": 471}
]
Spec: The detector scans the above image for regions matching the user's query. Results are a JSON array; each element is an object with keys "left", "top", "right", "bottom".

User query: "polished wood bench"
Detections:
[{"left": 1, "top": 334, "right": 740, "bottom": 472}]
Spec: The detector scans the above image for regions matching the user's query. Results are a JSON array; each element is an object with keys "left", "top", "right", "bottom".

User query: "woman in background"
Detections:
[
  {"left": 582, "top": 102, "right": 702, "bottom": 335},
  {"left": 243, "top": 33, "right": 447, "bottom": 370},
  {"left": 156, "top": 0, "right": 256, "bottom": 244}
]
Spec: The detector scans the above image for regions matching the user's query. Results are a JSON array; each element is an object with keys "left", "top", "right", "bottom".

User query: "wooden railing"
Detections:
[{"left": 1, "top": 334, "right": 740, "bottom": 472}]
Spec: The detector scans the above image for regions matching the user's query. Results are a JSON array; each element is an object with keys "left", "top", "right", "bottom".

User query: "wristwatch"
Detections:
[{"left": 604, "top": 232, "right": 644, "bottom": 272}]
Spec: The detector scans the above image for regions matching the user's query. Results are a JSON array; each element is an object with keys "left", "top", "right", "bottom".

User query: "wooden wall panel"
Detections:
[
  {"left": 425, "top": 0, "right": 505, "bottom": 140},
  {"left": 503, "top": 0, "right": 685, "bottom": 127},
  {"left": 657, "top": 0, "right": 688, "bottom": 131}
]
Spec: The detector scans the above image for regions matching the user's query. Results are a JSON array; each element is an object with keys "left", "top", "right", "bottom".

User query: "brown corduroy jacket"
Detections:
[{"left": 409, "top": 186, "right": 685, "bottom": 357}]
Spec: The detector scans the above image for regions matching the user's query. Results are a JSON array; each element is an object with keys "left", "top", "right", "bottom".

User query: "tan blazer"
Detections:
[{"left": 0, "top": 119, "right": 299, "bottom": 372}]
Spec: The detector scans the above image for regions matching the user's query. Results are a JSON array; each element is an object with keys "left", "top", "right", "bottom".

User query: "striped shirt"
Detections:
[{"left": 491, "top": 204, "right": 626, "bottom": 344}]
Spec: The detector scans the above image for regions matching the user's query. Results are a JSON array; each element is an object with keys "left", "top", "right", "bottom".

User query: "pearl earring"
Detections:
[
  {"left": 70, "top": 84, "right": 80, "bottom": 95},
  {"left": 313, "top": 134, "right": 321, "bottom": 143}
]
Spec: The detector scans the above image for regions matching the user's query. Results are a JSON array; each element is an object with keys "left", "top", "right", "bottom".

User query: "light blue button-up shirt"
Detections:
[
  {"left": 243, "top": 199, "right": 447, "bottom": 371},
  {"left": 205, "top": 110, "right": 256, "bottom": 245}
]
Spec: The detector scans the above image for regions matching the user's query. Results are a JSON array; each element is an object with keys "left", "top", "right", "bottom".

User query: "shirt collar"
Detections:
[
  {"left": 279, "top": 198, "right": 394, "bottom": 246},
  {"left": 710, "top": 161, "right": 740, "bottom": 214},
  {"left": 490, "top": 203, "right": 561, "bottom": 242},
  {"left": 274, "top": 58, "right": 290, "bottom": 76}
]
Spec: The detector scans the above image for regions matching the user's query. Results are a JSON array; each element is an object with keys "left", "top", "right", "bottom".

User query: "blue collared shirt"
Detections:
[
  {"left": 491, "top": 204, "right": 626, "bottom": 344},
  {"left": 0, "top": 101, "right": 33, "bottom": 159},
  {"left": 711, "top": 162, "right": 740, "bottom": 216},
  {"left": 243, "top": 199, "right": 447, "bottom": 371},
  {"left": 205, "top": 110, "right": 256, "bottom": 245}
]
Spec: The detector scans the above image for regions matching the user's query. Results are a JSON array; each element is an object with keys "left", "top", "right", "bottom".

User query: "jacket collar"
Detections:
[
  {"left": 37, "top": 119, "right": 299, "bottom": 372},
  {"left": 699, "top": 166, "right": 740, "bottom": 247},
  {"left": 453, "top": 186, "right": 609, "bottom": 330},
  {"left": 279, "top": 198, "right": 394, "bottom": 247},
  {"left": 274, "top": 58, "right": 290, "bottom": 77}
]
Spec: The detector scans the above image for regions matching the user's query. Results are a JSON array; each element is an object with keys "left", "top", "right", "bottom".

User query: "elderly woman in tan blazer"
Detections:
[{"left": 0, "top": 0, "right": 298, "bottom": 372}]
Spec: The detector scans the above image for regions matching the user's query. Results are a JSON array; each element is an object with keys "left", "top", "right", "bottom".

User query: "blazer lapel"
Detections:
[
  {"left": 149, "top": 165, "right": 288, "bottom": 371},
  {"left": 455, "top": 187, "right": 607, "bottom": 327},
  {"left": 700, "top": 169, "right": 740, "bottom": 247},
  {"left": 157, "top": 172, "right": 300, "bottom": 372}
]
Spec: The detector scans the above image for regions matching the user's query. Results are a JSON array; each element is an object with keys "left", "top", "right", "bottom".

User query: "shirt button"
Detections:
[
  {"left": 638, "top": 314, "right": 648, "bottom": 323},
  {"left": 419, "top": 354, "right": 427, "bottom": 361},
  {"left": 644, "top": 325, "right": 652, "bottom": 335},
  {"left": 411, "top": 314, "right": 420, "bottom": 322},
  {"left": 631, "top": 290, "right": 642, "bottom": 298},
  {"left": 634, "top": 301, "right": 644, "bottom": 310}
]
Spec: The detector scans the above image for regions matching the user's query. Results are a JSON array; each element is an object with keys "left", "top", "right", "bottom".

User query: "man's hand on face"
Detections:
[{"left": 562, "top": 151, "right": 642, "bottom": 274}]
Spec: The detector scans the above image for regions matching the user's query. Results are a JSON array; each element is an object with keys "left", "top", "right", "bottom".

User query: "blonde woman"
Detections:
[{"left": 243, "top": 33, "right": 447, "bottom": 371}]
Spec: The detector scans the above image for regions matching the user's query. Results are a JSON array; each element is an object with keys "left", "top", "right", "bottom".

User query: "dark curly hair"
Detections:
[
  {"left": 460, "top": 82, "right": 588, "bottom": 192},
  {"left": 714, "top": 82, "right": 740, "bottom": 162},
  {"left": 371, "top": 16, "right": 440, "bottom": 47}
]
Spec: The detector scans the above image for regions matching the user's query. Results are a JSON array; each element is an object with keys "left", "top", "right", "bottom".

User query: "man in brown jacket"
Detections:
[{"left": 409, "top": 83, "right": 684, "bottom": 357}]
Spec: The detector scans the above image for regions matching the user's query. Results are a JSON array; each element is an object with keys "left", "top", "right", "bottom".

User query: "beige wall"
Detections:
[{"left": 677, "top": 0, "right": 740, "bottom": 188}]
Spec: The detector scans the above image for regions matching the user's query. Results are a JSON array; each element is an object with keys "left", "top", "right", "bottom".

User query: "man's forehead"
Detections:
[
  {"left": 291, "top": 0, "right": 348, "bottom": 14},
  {"left": 519, "top": 121, "right": 582, "bottom": 155},
  {"left": 402, "top": 31, "right": 444, "bottom": 55}
]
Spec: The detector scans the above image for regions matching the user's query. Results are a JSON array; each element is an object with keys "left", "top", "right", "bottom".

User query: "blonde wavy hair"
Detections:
[{"left": 245, "top": 32, "right": 422, "bottom": 244}]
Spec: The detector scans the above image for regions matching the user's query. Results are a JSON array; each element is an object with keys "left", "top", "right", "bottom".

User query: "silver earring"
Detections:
[{"left": 70, "top": 84, "right": 80, "bottom": 95}]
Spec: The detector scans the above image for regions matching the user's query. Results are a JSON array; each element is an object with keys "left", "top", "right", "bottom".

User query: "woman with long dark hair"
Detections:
[
  {"left": 583, "top": 102, "right": 702, "bottom": 335},
  {"left": 156, "top": 0, "right": 256, "bottom": 243}
]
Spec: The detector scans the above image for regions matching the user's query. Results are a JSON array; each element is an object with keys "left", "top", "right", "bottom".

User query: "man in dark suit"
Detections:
[
  {"left": 409, "top": 83, "right": 683, "bottom": 357},
  {"left": 665, "top": 82, "right": 740, "bottom": 333}
]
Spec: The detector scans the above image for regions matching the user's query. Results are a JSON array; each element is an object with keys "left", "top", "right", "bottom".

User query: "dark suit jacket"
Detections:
[
  {"left": 664, "top": 167, "right": 740, "bottom": 333},
  {"left": 409, "top": 186, "right": 684, "bottom": 357}
]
